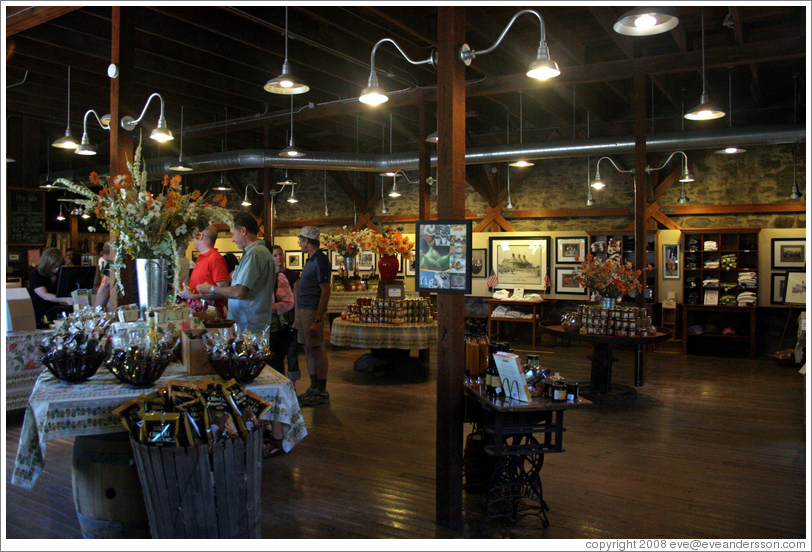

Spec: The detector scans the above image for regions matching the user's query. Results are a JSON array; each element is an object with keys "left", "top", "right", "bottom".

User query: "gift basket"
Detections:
[
  {"left": 38, "top": 309, "right": 115, "bottom": 382},
  {"left": 203, "top": 326, "right": 273, "bottom": 383},
  {"left": 105, "top": 318, "right": 179, "bottom": 386}
]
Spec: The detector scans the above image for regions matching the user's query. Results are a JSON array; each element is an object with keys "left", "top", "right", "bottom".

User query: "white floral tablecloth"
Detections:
[
  {"left": 5, "top": 330, "right": 53, "bottom": 411},
  {"left": 330, "top": 319, "right": 437, "bottom": 350},
  {"left": 11, "top": 363, "right": 307, "bottom": 490}
]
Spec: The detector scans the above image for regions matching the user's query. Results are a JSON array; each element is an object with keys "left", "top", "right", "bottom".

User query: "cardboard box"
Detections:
[
  {"left": 181, "top": 332, "right": 216, "bottom": 375},
  {"left": 4, "top": 288, "right": 37, "bottom": 332}
]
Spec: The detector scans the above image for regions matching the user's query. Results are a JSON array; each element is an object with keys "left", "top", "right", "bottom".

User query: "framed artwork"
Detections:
[
  {"left": 783, "top": 269, "right": 806, "bottom": 306},
  {"left": 471, "top": 248, "right": 487, "bottom": 278},
  {"left": 555, "top": 237, "right": 586, "bottom": 264},
  {"left": 662, "top": 243, "right": 680, "bottom": 279},
  {"left": 331, "top": 250, "right": 345, "bottom": 271},
  {"left": 191, "top": 250, "right": 200, "bottom": 262},
  {"left": 357, "top": 251, "right": 376, "bottom": 271},
  {"left": 704, "top": 289, "right": 719, "bottom": 306},
  {"left": 771, "top": 273, "right": 787, "bottom": 305},
  {"left": 555, "top": 267, "right": 587, "bottom": 296},
  {"left": 771, "top": 238, "right": 805, "bottom": 269},
  {"left": 404, "top": 256, "right": 416, "bottom": 276},
  {"left": 488, "top": 236, "right": 551, "bottom": 291},
  {"left": 287, "top": 251, "right": 303, "bottom": 269},
  {"left": 415, "top": 220, "right": 472, "bottom": 294}
]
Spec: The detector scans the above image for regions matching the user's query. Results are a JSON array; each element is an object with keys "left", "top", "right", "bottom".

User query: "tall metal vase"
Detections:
[
  {"left": 600, "top": 296, "right": 617, "bottom": 310},
  {"left": 135, "top": 258, "right": 170, "bottom": 317},
  {"left": 343, "top": 256, "right": 356, "bottom": 275}
]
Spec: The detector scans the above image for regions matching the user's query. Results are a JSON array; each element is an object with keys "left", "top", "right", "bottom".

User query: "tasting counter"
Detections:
[{"left": 330, "top": 318, "right": 437, "bottom": 373}]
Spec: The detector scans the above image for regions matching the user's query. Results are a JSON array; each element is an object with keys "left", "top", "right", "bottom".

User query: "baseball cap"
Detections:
[{"left": 298, "top": 226, "right": 320, "bottom": 240}]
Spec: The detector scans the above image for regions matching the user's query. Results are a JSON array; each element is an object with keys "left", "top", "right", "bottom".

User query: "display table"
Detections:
[
  {"left": 11, "top": 363, "right": 307, "bottom": 490},
  {"left": 5, "top": 330, "right": 52, "bottom": 410},
  {"left": 330, "top": 318, "right": 437, "bottom": 373},
  {"left": 485, "top": 299, "right": 552, "bottom": 349},
  {"left": 463, "top": 382, "right": 591, "bottom": 527},
  {"left": 538, "top": 324, "right": 671, "bottom": 403},
  {"left": 326, "top": 290, "right": 377, "bottom": 314}
]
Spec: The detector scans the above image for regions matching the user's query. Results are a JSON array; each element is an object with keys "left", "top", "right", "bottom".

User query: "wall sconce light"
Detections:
[
  {"left": 613, "top": 7, "right": 679, "bottom": 36},
  {"left": 120, "top": 92, "right": 174, "bottom": 142},
  {"left": 53, "top": 66, "right": 78, "bottom": 149},
  {"left": 359, "top": 38, "right": 438, "bottom": 105},
  {"left": 241, "top": 184, "right": 264, "bottom": 207},
  {"left": 264, "top": 7, "right": 309, "bottom": 95},
  {"left": 169, "top": 106, "right": 194, "bottom": 171},
  {"left": 75, "top": 109, "right": 111, "bottom": 156},
  {"left": 287, "top": 185, "right": 298, "bottom": 203},
  {"left": 388, "top": 170, "right": 422, "bottom": 197},
  {"left": 279, "top": 97, "right": 305, "bottom": 157},
  {"left": 425, "top": 131, "right": 438, "bottom": 143},
  {"left": 789, "top": 143, "right": 802, "bottom": 200},
  {"left": 685, "top": 8, "right": 725, "bottom": 121},
  {"left": 56, "top": 204, "right": 66, "bottom": 221},
  {"left": 458, "top": 9, "right": 560, "bottom": 80},
  {"left": 644, "top": 151, "right": 694, "bottom": 203},
  {"left": 505, "top": 164, "right": 515, "bottom": 210},
  {"left": 592, "top": 157, "right": 634, "bottom": 189}
]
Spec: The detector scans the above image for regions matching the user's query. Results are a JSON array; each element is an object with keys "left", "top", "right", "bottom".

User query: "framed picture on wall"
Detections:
[
  {"left": 488, "top": 236, "right": 550, "bottom": 291},
  {"left": 191, "top": 251, "right": 200, "bottom": 262},
  {"left": 471, "top": 248, "right": 487, "bottom": 278},
  {"left": 662, "top": 243, "right": 680, "bottom": 279},
  {"left": 771, "top": 273, "right": 787, "bottom": 304},
  {"left": 555, "top": 267, "right": 587, "bottom": 296},
  {"left": 704, "top": 289, "right": 719, "bottom": 306},
  {"left": 331, "top": 250, "right": 345, "bottom": 271},
  {"left": 771, "top": 238, "right": 805, "bottom": 269},
  {"left": 357, "top": 251, "right": 376, "bottom": 271},
  {"left": 555, "top": 237, "right": 586, "bottom": 264},
  {"left": 415, "top": 220, "right": 472, "bottom": 294},
  {"left": 404, "top": 256, "right": 416, "bottom": 276},
  {"left": 287, "top": 251, "right": 303, "bottom": 269},
  {"left": 783, "top": 269, "right": 806, "bottom": 306}
]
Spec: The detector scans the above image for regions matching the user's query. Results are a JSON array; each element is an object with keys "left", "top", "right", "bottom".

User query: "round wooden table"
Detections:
[{"left": 537, "top": 324, "right": 672, "bottom": 403}]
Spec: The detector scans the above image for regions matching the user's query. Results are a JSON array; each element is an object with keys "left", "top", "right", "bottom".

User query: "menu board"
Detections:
[
  {"left": 414, "top": 220, "right": 472, "bottom": 294},
  {"left": 7, "top": 188, "right": 45, "bottom": 246}
]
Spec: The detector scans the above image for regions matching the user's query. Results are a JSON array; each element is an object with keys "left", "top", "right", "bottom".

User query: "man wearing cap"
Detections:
[{"left": 295, "top": 226, "right": 332, "bottom": 406}]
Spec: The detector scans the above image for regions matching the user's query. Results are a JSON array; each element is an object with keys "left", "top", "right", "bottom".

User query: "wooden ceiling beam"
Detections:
[{"left": 5, "top": 6, "right": 83, "bottom": 36}]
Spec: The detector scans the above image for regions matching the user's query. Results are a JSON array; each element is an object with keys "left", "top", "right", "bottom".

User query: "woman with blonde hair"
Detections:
[{"left": 28, "top": 247, "right": 74, "bottom": 326}]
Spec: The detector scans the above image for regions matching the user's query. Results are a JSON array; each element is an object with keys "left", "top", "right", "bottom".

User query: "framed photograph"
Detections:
[
  {"left": 783, "top": 269, "right": 806, "bottom": 306},
  {"left": 415, "top": 220, "right": 472, "bottom": 294},
  {"left": 8, "top": 253, "right": 20, "bottom": 263},
  {"left": 704, "top": 289, "right": 719, "bottom": 306},
  {"left": 488, "top": 236, "right": 551, "bottom": 291},
  {"left": 771, "top": 273, "right": 787, "bottom": 305},
  {"left": 662, "top": 243, "right": 680, "bottom": 279},
  {"left": 191, "top": 250, "right": 201, "bottom": 262},
  {"left": 331, "top": 250, "right": 345, "bottom": 271},
  {"left": 404, "top": 256, "right": 416, "bottom": 277},
  {"left": 771, "top": 238, "right": 805, "bottom": 269},
  {"left": 555, "top": 237, "right": 586, "bottom": 264},
  {"left": 470, "top": 248, "right": 487, "bottom": 278},
  {"left": 555, "top": 267, "right": 587, "bottom": 296},
  {"left": 287, "top": 251, "right": 303, "bottom": 269},
  {"left": 357, "top": 251, "right": 376, "bottom": 271}
]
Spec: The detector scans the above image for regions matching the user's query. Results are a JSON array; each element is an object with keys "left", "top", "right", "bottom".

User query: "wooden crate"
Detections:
[{"left": 130, "top": 429, "right": 262, "bottom": 538}]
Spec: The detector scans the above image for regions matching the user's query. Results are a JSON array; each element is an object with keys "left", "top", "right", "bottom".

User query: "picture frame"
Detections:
[
  {"left": 471, "top": 248, "right": 487, "bottom": 278},
  {"left": 704, "top": 289, "right": 719, "bottom": 306},
  {"left": 555, "top": 267, "right": 587, "bottom": 296},
  {"left": 404, "top": 256, "right": 416, "bottom": 276},
  {"left": 415, "top": 220, "right": 472, "bottom": 294},
  {"left": 191, "top": 250, "right": 200, "bottom": 262},
  {"left": 488, "top": 236, "right": 551, "bottom": 291},
  {"left": 783, "top": 269, "right": 806, "bottom": 306},
  {"left": 662, "top": 243, "right": 680, "bottom": 279},
  {"left": 357, "top": 251, "right": 376, "bottom": 271},
  {"left": 555, "top": 237, "right": 586, "bottom": 264},
  {"left": 8, "top": 253, "right": 20, "bottom": 263},
  {"left": 331, "top": 250, "right": 345, "bottom": 271},
  {"left": 287, "top": 251, "right": 303, "bottom": 269},
  {"left": 771, "top": 273, "right": 787, "bottom": 305},
  {"left": 771, "top": 238, "right": 805, "bottom": 269}
]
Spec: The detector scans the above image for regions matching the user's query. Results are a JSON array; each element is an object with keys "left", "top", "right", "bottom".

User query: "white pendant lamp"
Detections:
[
  {"left": 613, "top": 7, "right": 679, "bottom": 36},
  {"left": 716, "top": 68, "right": 745, "bottom": 154},
  {"left": 169, "top": 106, "right": 194, "bottom": 171},
  {"left": 52, "top": 66, "right": 78, "bottom": 149},
  {"left": 264, "top": 7, "right": 309, "bottom": 95},
  {"left": 685, "top": 9, "right": 726, "bottom": 121},
  {"left": 279, "top": 97, "right": 306, "bottom": 157}
]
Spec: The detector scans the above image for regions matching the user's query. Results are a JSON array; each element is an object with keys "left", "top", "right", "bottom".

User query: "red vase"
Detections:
[{"left": 378, "top": 255, "right": 399, "bottom": 282}]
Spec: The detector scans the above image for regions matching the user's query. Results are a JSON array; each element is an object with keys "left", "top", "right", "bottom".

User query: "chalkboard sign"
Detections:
[{"left": 8, "top": 188, "right": 45, "bottom": 245}]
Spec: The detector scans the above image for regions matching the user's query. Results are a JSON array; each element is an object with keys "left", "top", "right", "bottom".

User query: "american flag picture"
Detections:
[{"left": 486, "top": 270, "right": 499, "bottom": 288}]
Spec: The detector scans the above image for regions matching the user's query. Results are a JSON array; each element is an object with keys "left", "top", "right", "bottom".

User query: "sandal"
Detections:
[{"left": 263, "top": 433, "right": 285, "bottom": 459}]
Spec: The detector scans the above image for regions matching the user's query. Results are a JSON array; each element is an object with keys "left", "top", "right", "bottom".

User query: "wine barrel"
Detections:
[{"left": 71, "top": 433, "right": 151, "bottom": 539}]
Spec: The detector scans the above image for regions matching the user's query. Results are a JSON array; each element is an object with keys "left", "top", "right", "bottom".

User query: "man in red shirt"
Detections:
[{"left": 177, "top": 226, "right": 230, "bottom": 316}]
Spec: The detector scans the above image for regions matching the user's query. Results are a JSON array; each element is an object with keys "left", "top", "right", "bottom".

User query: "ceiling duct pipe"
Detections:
[{"left": 46, "top": 124, "right": 805, "bottom": 183}]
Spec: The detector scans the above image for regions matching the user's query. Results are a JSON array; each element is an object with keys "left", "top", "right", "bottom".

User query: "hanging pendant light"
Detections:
[
  {"left": 169, "top": 106, "right": 194, "bottom": 171},
  {"left": 677, "top": 183, "right": 691, "bottom": 204},
  {"left": 264, "top": 7, "right": 309, "bottom": 94},
  {"left": 53, "top": 66, "right": 78, "bottom": 149},
  {"left": 279, "top": 97, "right": 306, "bottom": 157},
  {"left": 716, "top": 68, "right": 745, "bottom": 154},
  {"left": 685, "top": 8, "right": 725, "bottom": 121},
  {"left": 509, "top": 92, "right": 534, "bottom": 167},
  {"left": 613, "top": 7, "right": 679, "bottom": 36},
  {"left": 39, "top": 145, "right": 54, "bottom": 189},
  {"left": 56, "top": 204, "right": 66, "bottom": 221},
  {"left": 425, "top": 131, "right": 438, "bottom": 143},
  {"left": 324, "top": 171, "right": 330, "bottom": 217},
  {"left": 287, "top": 186, "right": 298, "bottom": 203},
  {"left": 789, "top": 143, "right": 802, "bottom": 200},
  {"left": 505, "top": 164, "right": 515, "bottom": 210},
  {"left": 380, "top": 176, "right": 388, "bottom": 214}
]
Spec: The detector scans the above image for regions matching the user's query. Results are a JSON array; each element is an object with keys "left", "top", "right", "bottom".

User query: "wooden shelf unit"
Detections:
[
  {"left": 681, "top": 305, "right": 757, "bottom": 358},
  {"left": 586, "top": 231, "right": 656, "bottom": 303}
]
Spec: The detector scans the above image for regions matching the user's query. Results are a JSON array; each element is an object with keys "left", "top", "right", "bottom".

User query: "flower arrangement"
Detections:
[
  {"left": 573, "top": 254, "right": 643, "bottom": 299},
  {"left": 54, "top": 138, "right": 233, "bottom": 299},
  {"left": 358, "top": 225, "right": 415, "bottom": 259},
  {"left": 321, "top": 226, "right": 362, "bottom": 258}
]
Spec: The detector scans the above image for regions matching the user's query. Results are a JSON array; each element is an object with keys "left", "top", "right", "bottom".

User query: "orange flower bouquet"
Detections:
[
  {"left": 321, "top": 226, "right": 362, "bottom": 258},
  {"left": 573, "top": 254, "right": 643, "bottom": 299},
  {"left": 359, "top": 226, "right": 415, "bottom": 259}
]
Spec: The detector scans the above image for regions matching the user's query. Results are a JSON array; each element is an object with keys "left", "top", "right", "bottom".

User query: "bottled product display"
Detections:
[
  {"left": 341, "top": 297, "right": 433, "bottom": 325},
  {"left": 575, "top": 304, "right": 656, "bottom": 337}
]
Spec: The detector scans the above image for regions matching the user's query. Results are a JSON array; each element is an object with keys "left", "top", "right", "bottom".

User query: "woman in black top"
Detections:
[{"left": 29, "top": 248, "right": 74, "bottom": 325}]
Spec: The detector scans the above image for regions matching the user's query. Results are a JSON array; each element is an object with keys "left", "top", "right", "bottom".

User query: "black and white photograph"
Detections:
[
  {"left": 784, "top": 270, "right": 806, "bottom": 305},
  {"left": 555, "top": 237, "right": 586, "bottom": 264},
  {"left": 771, "top": 273, "right": 787, "bottom": 305},
  {"left": 771, "top": 238, "right": 805, "bottom": 269},
  {"left": 287, "top": 251, "right": 303, "bottom": 269},
  {"left": 404, "top": 256, "right": 416, "bottom": 277},
  {"left": 555, "top": 267, "right": 587, "bottom": 296},
  {"left": 489, "top": 236, "right": 550, "bottom": 291},
  {"left": 331, "top": 250, "right": 345, "bottom": 271}
]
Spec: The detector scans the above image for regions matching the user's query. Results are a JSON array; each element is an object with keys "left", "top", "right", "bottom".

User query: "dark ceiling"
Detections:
[{"left": 5, "top": 5, "right": 808, "bottom": 183}]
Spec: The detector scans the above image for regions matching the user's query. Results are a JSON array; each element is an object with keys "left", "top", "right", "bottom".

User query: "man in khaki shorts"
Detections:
[{"left": 294, "top": 226, "right": 332, "bottom": 406}]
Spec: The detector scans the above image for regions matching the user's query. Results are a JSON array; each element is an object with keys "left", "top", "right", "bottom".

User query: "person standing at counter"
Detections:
[
  {"left": 272, "top": 245, "right": 301, "bottom": 382},
  {"left": 196, "top": 212, "right": 274, "bottom": 334},
  {"left": 94, "top": 243, "right": 113, "bottom": 311},
  {"left": 29, "top": 247, "right": 74, "bottom": 326},
  {"left": 177, "top": 226, "right": 231, "bottom": 317},
  {"left": 295, "top": 226, "right": 332, "bottom": 407}
]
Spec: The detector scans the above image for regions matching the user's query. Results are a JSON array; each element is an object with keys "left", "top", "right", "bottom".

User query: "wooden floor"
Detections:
[{"left": 5, "top": 341, "right": 808, "bottom": 540}]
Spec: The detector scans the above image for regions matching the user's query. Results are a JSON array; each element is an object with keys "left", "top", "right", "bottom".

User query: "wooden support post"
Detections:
[
  {"left": 633, "top": 73, "right": 647, "bottom": 308},
  {"left": 435, "top": 6, "right": 465, "bottom": 530}
]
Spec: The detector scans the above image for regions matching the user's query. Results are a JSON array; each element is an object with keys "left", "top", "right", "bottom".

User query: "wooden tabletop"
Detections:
[
  {"left": 538, "top": 324, "right": 672, "bottom": 346},
  {"left": 464, "top": 381, "right": 591, "bottom": 412}
]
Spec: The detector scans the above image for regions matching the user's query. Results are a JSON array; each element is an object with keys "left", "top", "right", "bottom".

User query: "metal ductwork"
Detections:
[{"left": 45, "top": 124, "right": 805, "bottom": 183}]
